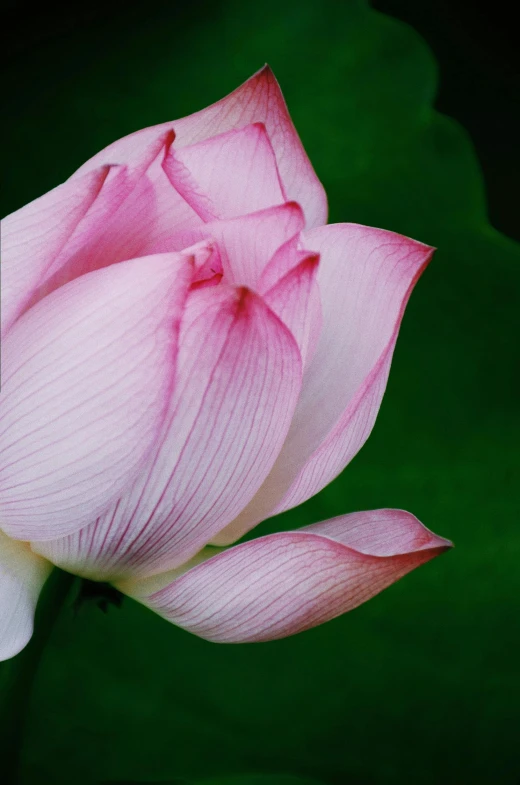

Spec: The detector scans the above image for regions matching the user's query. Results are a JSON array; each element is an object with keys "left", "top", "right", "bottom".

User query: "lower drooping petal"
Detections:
[
  {"left": 0, "top": 530, "right": 52, "bottom": 661},
  {"left": 213, "top": 224, "right": 433, "bottom": 545},
  {"left": 34, "top": 284, "right": 303, "bottom": 581},
  {"left": 116, "top": 509, "right": 452, "bottom": 643},
  {"left": 0, "top": 252, "right": 194, "bottom": 542}
]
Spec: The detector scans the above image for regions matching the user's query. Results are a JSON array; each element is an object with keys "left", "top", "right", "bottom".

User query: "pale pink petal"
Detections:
[
  {"left": 34, "top": 285, "right": 302, "bottom": 581},
  {"left": 0, "top": 530, "right": 53, "bottom": 661},
  {"left": 117, "top": 509, "right": 451, "bottom": 643},
  {"left": 164, "top": 202, "right": 305, "bottom": 289},
  {"left": 203, "top": 202, "right": 305, "bottom": 288},
  {"left": 213, "top": 224, "right": 433, "bottom": 545},
  {"left": 163, "top": 123, "right": 285, "bottom": 221},
  {"left": 0, "top": 166, "right": 110, "bottom": 338},
  {"left": 72, "top": 66, "right": 327, "bottom": 229},
  {"left": 183, "top": 239, "right": 223, "bottom": 284},
  {"left": 0, "top": 252, "right": 194, "bottom": 541},
  {"left": 263, "top": 253, "right": 321, "bottom": 369},
  {"left": 258, "top": 233, "right": 325, "bottom": 367},
  {"left": 259, "top": 235, "right": 308, "bottom": 291},
  {"left": 29, "top": 131, "right": 202, "bottom": 306}
]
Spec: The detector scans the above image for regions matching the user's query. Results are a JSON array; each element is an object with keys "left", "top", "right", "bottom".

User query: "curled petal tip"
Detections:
[
  {"left": 286, "top": 200, "right": 304, "bottom": 212},
  {"left": 301, "top": 252, "right": 320, "bottom": 271},
  {"left": 235, "top": 285, "right": 254, "bottom": 311},
  {"left": 162, "top": 128, "right": 176, "bottom": 154},
  {"left": 98, "top": 163, "right": 113, "bottom": 180}
]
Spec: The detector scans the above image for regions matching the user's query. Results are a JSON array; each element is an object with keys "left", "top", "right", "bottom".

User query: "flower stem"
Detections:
[{"left": 0, "top": 568, "right": 76, "bottom": 784}]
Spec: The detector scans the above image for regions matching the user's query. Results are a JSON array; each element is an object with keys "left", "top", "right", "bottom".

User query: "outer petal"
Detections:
[
  {"left": 0, "top": 530, "right": 52, "bottom": 661},
  {"left": 34, "top": 285, "right": 302, "bottom": 581},
  {"left": 213, "top": 224, "right": 433, "bottom": 545},
  {"left": 30, "top": 131, "right": 202, "bottom": 306},
  {"left": 0, "top": 166, "right": 110, "bottom": 337},
  {"left": 117, "top": 509, "right": 452, "bottom": 643},
  {"left": 72, "top": 66, "right": 327, "bottom": 229},
  {"left": 0, "top": 252, "right": 194, "bottom": 541},
  {"left": 163, "top": 123, "right": 285, "bottom": 221}
]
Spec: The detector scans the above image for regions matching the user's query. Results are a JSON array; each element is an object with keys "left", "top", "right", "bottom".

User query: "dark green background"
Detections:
[{"left": 1, "top": 1, "right": 519, "bottom": 783}]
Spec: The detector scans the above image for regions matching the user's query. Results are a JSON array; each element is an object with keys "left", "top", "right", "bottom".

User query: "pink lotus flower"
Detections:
[{"left": 0, "top": 66, "right": 451, "bottom": 661}]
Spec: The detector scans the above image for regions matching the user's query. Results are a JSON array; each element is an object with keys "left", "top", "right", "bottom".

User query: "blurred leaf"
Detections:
[
  {"left": 98, "top": 780, "right": 187, "bottom": 785},
  {"left": 99, "top": 781, "right": 186, "bottom": 785},
  {"left": 194, "top": 777, "right": 327, "bottom": 785},
  {"left": 100, "top": 776, "right": 325, "bottom": 785}
]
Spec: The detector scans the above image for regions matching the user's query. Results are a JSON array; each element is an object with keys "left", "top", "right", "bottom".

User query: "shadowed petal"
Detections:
[
  {"left": 0, "top": 252, "right": 194, "bottom": 541},
  {"left": 117, "top": 509, "right": 452, "bottom": 643},
  {"left": 0, "top": 530, "right": 52, "bottom": 661}
]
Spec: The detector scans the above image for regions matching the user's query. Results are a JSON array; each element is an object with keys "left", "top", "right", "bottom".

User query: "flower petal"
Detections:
[
  {"left": 72, "top": 66, "right": 327, "bottom": 229},
  {"left": 0, "top": 166, "right": 110, "bottom": 338},
  {"left": 0, "top": 530, "right": 52, "bottom": 661},
  {"left": 204, "top": 202, "right": 305, "bottom": 288},
  {"left": 117, "top": 509, "right": 452, "bottom": 643},
  {"left": 213, "top": 224, "right": 433, "bottom": 545},
  {"left": 30, "top": 131, "right": 202, "bottom": 305},
  {"left": 163, "top": 123, "right": 285, "bottom": 221},
  {"left": 0, "top": 252, "right": 194, "bottom": 541},
  {"left": 142, "top": 202, "right": 305, "bottom": 290},
  {"left": 35, "top": 285, "right": 302, "bottom": 581},
  {"left": 263, "top": 252, "right": 321, "bottom": 369}
]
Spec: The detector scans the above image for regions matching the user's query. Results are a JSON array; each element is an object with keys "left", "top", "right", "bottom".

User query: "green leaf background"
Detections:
[{"left": 1, "top": 1, "right": 519, "bottom": 783}]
